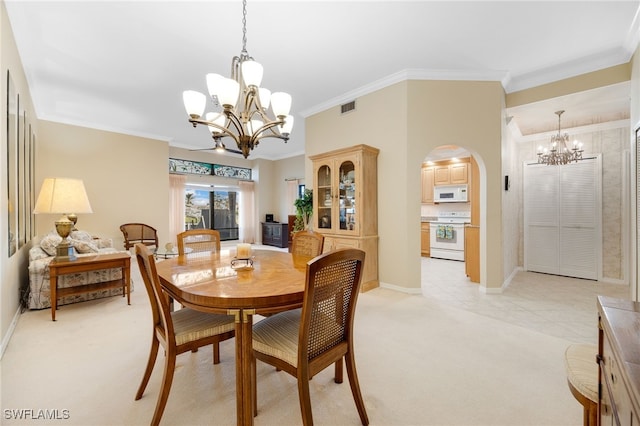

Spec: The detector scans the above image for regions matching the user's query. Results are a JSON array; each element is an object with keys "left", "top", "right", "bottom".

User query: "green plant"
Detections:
[{"left": 293, "top": 189, "right": 313, "bottom": 232}]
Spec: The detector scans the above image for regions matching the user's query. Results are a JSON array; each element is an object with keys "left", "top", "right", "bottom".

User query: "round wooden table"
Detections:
[{"left": 155, "top": 249, "right": 311, "bottom": 426}]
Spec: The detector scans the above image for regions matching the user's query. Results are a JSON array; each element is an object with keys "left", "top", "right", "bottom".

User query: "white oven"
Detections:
[{"left": 429, "top": 212, "right": 470, "bottom": 261}]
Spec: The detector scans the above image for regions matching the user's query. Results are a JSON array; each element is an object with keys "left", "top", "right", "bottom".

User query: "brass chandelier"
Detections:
[
  {"left": 182, "top": 0, "right": 293, "bottom": 158},
  {"left": 537, "top": 110, "right": 583, "bottom": 165}
]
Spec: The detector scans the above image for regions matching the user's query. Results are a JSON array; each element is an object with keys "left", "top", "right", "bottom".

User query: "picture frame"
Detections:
[
  {"left": 6, "top": 71, "right": 17, "bottom": 257},
  {"left": 17, "top": 97, "right": 24, "bottom": 249}
]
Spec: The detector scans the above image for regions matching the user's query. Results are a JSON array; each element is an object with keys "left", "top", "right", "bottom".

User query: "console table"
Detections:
[
  {"left": 48, "top": 252, "right": 131, "bottom": 321},
  {"left": 261, "top": 222, "right": 288, "bottom": 248},
  {"left": 598, "top": 296, "right": 640, "bottom": 425}
]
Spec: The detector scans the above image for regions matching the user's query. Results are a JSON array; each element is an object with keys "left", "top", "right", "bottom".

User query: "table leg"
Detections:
[
  {"left": 124, "top": 259, "right": 131, "bottom": 305},
  {"left": 50, "top": 271, "right": 57, "bottom": 321},
  {"left": 233, "top": 309, "right": 255, "bottom": 426}
]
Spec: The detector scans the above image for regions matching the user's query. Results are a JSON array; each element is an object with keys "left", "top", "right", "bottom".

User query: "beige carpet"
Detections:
[{"left": 1, "top": 265, "right": 583, "bottom": 425}]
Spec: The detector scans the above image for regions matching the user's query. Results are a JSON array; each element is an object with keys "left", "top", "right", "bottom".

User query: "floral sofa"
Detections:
[{"left": 27, "top": 230, "right": 132, "bottom": 310}]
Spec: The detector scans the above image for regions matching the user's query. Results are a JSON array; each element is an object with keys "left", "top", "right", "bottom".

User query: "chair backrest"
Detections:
[
  {"left": 120, "top": 223, "right": 158, "bottom": 250},
  {"left": 135, "top": 243, "right": 174, "bottom": 340},
  {"left": 291, "top": 230, "right": 325, "bottom": 258},
  {"left": 177, "top": 229, "right": 221, "bottom": 255},
  {"left": 299, "top": 248, "right": 365, "bottom": 363}
]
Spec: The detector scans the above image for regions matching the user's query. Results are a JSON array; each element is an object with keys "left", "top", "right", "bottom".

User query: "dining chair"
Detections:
[
  {"left": 134, "top": 244, "right": 235, "bottom": 426},
  {"left": 252, "top": 248, "right": 369, "bottom": 426},
  {"left": 120, "top": 223, "right": 158, "bottom": 251},
  {"left": 177, "top": 229, "right": 221, "bottom": 255},
  {"left": 291, "top": 230, "right": 325, "bottom": 257}
]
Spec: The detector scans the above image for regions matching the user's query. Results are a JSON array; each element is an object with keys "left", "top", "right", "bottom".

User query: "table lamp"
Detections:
[{"left": 33, "top": 178, "right": 93, "bottom": 260}]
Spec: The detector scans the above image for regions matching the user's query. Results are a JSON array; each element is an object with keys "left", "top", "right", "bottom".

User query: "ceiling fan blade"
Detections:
[{"left": 188, "top": 146, "right": 244, "bottom": 156}]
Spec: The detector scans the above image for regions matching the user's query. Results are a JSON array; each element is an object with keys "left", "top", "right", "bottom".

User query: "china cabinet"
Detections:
[{"left": 310, "top": 144, "right": 379, "bottom": 291}]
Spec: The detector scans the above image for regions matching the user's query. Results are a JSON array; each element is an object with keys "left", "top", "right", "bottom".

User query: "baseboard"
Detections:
[
  {"left": 379, "top": 281, "right": 422, "bottom": 294},
  {"left": 598, "top": 277, "right": 628, "bottom": 285},
  {"left": 0, "top": 307, "right": 21, "bottom": 360}
]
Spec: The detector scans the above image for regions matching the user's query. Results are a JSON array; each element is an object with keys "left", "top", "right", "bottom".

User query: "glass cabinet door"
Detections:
[
  {"left": 339, "top": 160, "right": 356, "bottom": 231},
  {"left": 317, "top": 164, "right": 332, "bottom": 230}
]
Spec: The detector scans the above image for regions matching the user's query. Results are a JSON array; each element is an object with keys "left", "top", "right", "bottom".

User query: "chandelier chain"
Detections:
[
  {"left": 182, "top": 0, "right": 293, "bottom": 158},
  {"left": 241, "top": 0, "right": 248, "bottom": 57}
]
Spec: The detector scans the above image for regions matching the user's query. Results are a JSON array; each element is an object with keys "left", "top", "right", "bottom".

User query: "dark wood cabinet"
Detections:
[
  {"left": 598, "top": 296, "right": 640, "bottom": 425},
  {"left": 261, "top": 222, "right": 289, "bottom": 248}
]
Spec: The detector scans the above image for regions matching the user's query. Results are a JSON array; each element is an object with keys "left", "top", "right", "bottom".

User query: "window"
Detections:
[
  {"left": 184, "top": 188, "right": 239, "bottom": 241},
  {"left": 212, "top": 191, "right": 239, "bottom": 241}
]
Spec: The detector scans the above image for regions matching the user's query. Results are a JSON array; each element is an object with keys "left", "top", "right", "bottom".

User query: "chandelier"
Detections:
[
  {"left": 537, "top": 110, "right": 583, "bottom": 165},
  {"left": 182, "top": 0, "right": 293, "bottom": 158}
]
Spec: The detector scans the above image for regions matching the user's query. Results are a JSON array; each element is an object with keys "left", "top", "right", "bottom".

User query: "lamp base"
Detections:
[{"left": 55, "top": 241, "right": 77, "bottom": 261}]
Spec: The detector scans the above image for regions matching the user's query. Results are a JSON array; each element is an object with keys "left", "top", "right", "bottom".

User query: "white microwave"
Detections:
[{"left": 434, "top": 184, "right": 468, "bottom": 203}]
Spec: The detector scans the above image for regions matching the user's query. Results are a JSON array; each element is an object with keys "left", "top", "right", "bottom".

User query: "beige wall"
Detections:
[
  {"left": 271, "top": 154, "right": 306, "bottom": 222},
  {"left": 306, "top": 80, "right": 505, "bottom": 291},
  {"left": 36, "top": 121, "right": 170, "bottom": 247},
  {"left": 1, "top": 1, "right": 39, "bottom": 351},
  {"left": 407, "top": 80, "right": 505, "bottom": 291}
]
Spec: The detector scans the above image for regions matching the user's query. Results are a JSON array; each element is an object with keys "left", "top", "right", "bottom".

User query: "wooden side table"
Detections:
[{"left": 48, "top": 252, "right": 131, "bottom": 321}]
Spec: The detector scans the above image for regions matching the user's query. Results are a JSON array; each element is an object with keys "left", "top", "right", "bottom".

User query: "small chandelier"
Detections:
[
  {"left": 537, "top": 110, "right": 583, "bottom": 165},
  {"left": 182, "top": 0, "right": 293, "bottom": 158}
]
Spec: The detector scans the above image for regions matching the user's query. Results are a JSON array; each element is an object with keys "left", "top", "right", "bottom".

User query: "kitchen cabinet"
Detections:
[
  {"left": 261, "top": 222, "right": 288, "bottom": 248},
  {"left": 310, "top": 144, "right": 379, "bottom": 291},
  {"left": 421, "top": 222, "right": 430, "bottom": 256},
  {"left": 464, "top": 225, "right": 479, "bottom": 282},
  {"left": 421, "top": 167, "right": 434, "bottom": 204},
  {"left": 434, "top": 163, "right": 468, "bottom": 185},
  {"left": 598, "top": 296, "right": 640, "bottom": 426},
  {"left": 422, "top": 160, "right": 469, "bottom": 205}
]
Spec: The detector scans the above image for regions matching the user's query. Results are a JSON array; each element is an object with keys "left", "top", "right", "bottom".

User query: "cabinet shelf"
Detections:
[{"left": 310, "top": 144, "right": 379, "bottom": 292}]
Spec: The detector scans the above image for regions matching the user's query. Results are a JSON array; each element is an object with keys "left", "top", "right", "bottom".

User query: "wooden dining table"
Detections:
[{"left": 155, "top": 248, "right": 311, "bottom": 426}]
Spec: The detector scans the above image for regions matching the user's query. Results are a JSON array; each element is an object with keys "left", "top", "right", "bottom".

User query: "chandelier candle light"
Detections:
[
  {"left": 537, "top": 110, "right": 584, "bottom": 165},
  {"left": 182, "top": 0, "right": 293, "bottom": 158}
]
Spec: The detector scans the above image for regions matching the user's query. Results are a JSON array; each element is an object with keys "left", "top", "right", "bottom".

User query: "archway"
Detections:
[{"left": 419, "top": 144, "right": 485, "bottom": 292}]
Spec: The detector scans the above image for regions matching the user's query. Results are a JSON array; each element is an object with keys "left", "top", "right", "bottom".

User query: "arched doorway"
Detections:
[{"left": 420, "top": 145, "right": 481, "bottom": 292}]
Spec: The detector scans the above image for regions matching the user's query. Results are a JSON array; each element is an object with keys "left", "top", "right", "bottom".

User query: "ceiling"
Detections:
[{"left": 5, "top": 1, "right": 639, "bottom": 161}]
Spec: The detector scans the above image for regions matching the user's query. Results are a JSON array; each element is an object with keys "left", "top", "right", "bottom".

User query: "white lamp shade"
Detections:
[
  {"left": 206, "top": 112, "right": 226, "bottom": 134},
  {"left": 271, "top": 92, "right": 292, "bottom": 118},
  {"left": 258, "top": 87, "right": 271, "bottom": 109},
  {"left": 183, "top": 90, "right": 206, "bottom": 118},
  {"left": 241, "top": 60, "right": 263, "bottom": 87},
  {"left": 247, "top": 119, "right": 263, "bottom": 136},
  {"left": 280, "top": 115, "right": 294, "bottom": 134},
  {"left": 33, "top": 178, "right": 93, "bottom": 214},
  {"left": 217, "top": 78, "right": 239, "bottom": 108},
  {"left": 206, "top": 73, "right": 224, "bottom": 98}
]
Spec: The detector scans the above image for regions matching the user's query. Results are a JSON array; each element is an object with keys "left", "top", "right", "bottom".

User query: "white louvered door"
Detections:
[
  {"left": 524, "top": 165, "right": 559, "bottom": 274},
  {"left": 524, "top": 157, "right": 601, "bottom": 280}
]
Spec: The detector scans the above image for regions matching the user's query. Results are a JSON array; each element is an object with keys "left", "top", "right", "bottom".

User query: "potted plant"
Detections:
[{"left": 293, "top": 189, "right": 313, "bottom": 232}]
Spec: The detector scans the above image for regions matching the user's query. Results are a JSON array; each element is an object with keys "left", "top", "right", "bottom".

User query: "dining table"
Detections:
[{"left": 155, "top": 248, "right": 312, "bottom": 426}]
